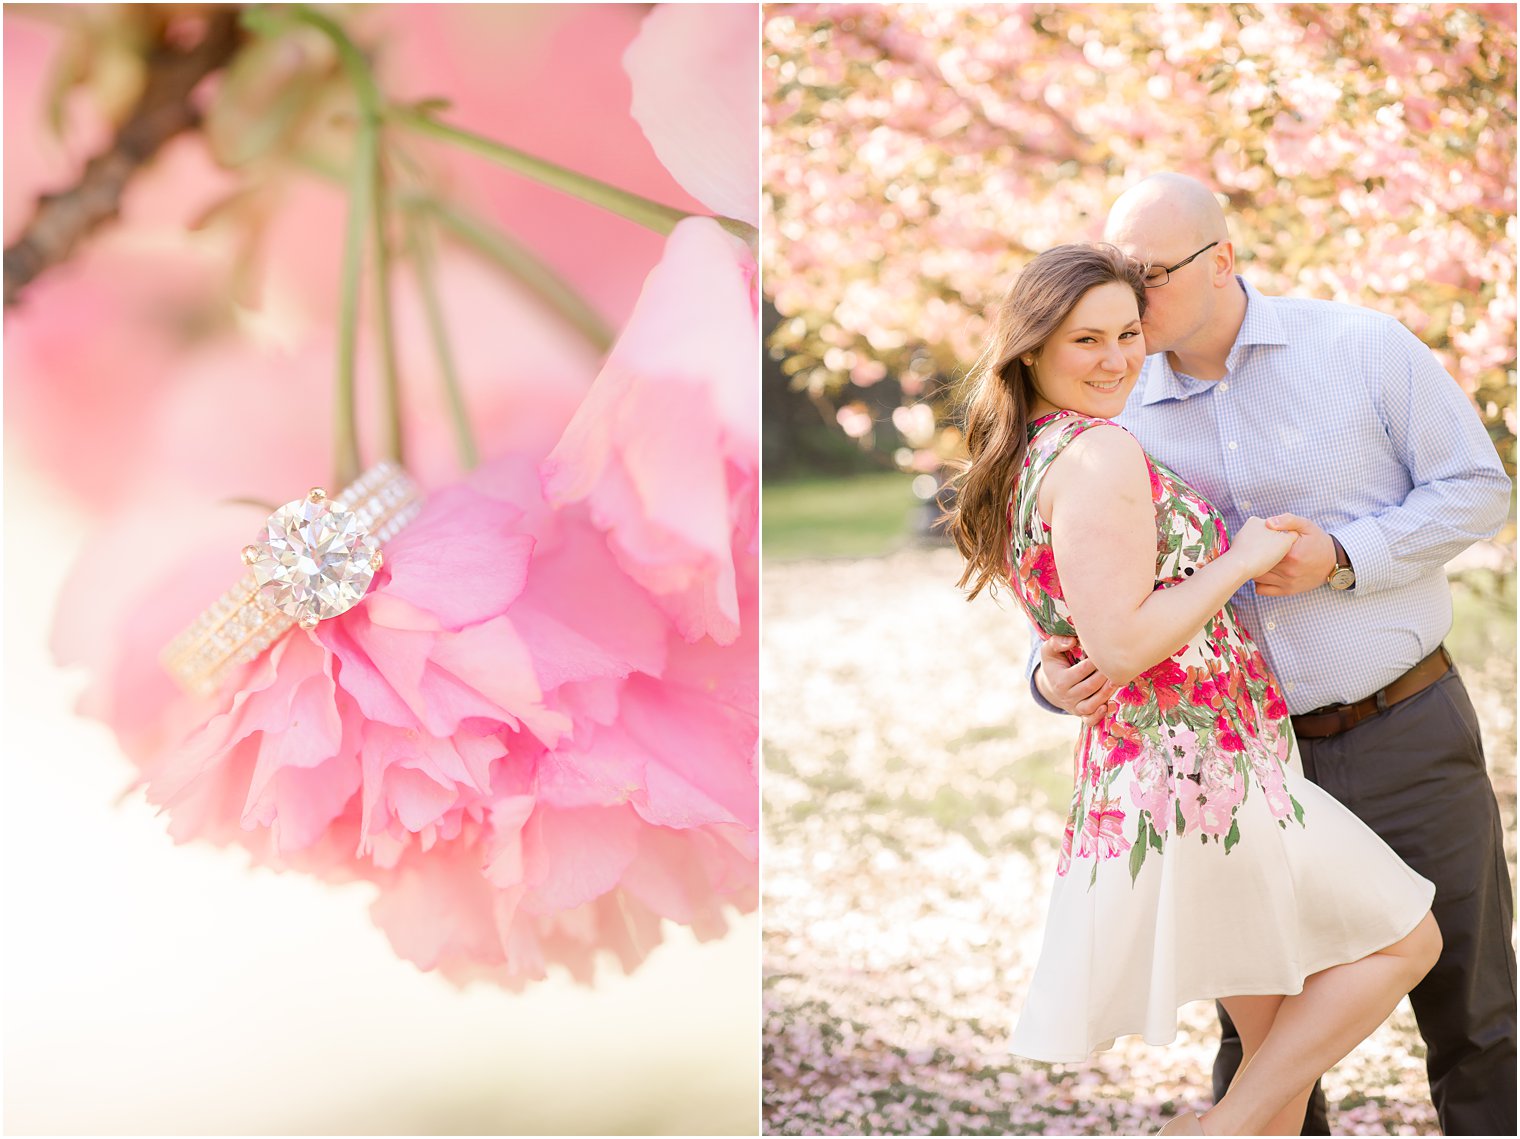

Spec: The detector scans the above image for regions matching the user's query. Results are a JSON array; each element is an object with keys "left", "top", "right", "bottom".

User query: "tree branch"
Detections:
[{"left": 3, "top": 8, "right": 243, "bottom": 308}]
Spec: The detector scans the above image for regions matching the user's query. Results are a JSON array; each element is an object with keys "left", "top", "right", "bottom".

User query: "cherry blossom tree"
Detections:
[{"left": 764, "top": 3, "right": 1517, "bottom": 476}]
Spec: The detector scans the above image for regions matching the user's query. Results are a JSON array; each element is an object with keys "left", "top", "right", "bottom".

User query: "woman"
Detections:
[{"left": 949, "top": 244, "right": 1440, "bottom": 1136}]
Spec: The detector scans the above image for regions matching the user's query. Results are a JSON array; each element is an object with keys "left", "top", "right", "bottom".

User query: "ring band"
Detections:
[{"left": 162, "top": 461, "right": 423, "bottom": 698}]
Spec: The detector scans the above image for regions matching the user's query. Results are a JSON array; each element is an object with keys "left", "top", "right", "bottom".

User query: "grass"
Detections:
[
  {"left": 1447, "top": 567, "right": 1517, "bottom": 669},
  {"left": 762, "top": 471, "right": 921, "bottom": 560}
]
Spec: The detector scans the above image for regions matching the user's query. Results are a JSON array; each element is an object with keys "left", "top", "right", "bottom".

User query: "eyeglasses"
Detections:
[{"left": 1141, "top": 241, "right": 1220, "bottom": 288}]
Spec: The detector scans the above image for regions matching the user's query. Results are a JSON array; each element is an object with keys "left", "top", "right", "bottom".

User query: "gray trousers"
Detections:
[{"left": 1213, "top": 667, "right": 1517, "bottom": 1136}]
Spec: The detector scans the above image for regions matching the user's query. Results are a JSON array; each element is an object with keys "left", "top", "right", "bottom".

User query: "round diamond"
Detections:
[{"left": 249, "top": 495, "right": 380, "bottom": 624}]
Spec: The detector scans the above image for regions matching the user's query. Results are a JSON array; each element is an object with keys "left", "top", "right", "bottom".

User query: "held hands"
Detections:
[
  {"left": 1231, "top": 515, "right": 1302, "bottom": 577},
  {"left": 1253, "top": 513, "right": 1337, "bottom": 596},
  {"left": 1036, "top": 514, "right": 1328, "bottom": 726},
  {"left": 1037, "top": 635, "right": 1118, "bottom": 727},
  {"left": 1230, "top": 515, "right": 1305, "bottom": 582}
]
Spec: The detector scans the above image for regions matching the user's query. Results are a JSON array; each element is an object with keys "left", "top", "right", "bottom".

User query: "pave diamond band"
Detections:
[{"left": 163, "top": 461, "right": 423, "bottom": 698}]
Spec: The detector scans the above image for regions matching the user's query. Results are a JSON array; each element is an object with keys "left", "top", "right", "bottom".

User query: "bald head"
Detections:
[
  {"left": 1100, "top": 174, "right": 1244, "bottom": 365},
  {"left": 1104, "top": 173, "right": 1229, "bottom": 253}
]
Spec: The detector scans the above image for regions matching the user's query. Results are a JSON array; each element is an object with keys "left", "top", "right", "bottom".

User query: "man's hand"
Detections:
[
  {"left": 1036, "top": 635, "right": 1118, "bottom": 727},
  {"left": 1254, "top": 514, "right": 1336, "bottom": 596}
]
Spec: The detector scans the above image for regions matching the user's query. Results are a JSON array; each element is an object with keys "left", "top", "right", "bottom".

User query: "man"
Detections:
[{"left": 1031, "top": 173, "right": 1515, "bottom": 1136}]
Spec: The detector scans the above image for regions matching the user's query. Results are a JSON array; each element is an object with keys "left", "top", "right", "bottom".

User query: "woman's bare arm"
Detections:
[{"left": 1042, "top": 425, "right": 1296, "bottom": 686}]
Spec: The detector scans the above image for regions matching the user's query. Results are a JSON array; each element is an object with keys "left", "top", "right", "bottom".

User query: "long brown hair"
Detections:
[{"left": 948, "top": 243, "right": 1147, "bottom": 600}]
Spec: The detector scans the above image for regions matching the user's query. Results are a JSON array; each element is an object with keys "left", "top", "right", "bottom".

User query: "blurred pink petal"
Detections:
[
  {"left": 541, "top": 217, "right": 758, "bottom": 645},
  {"left": 523, "top": 805, "right": 643, "bottom": 913},
  {"left": 4, "top": 244, "right": 228, "bottom": 509},
  {"left": 622, "top": 826, "right": 758, "bottom": 936},
  {"left": 3, "top": 16, "right": 110, "bottom": 242},
  {"left": 624, "top": 4, "right": 759, "bottom": 227},
  {"left": 368, "top": 841, "right": 511, "bottom": 976}
]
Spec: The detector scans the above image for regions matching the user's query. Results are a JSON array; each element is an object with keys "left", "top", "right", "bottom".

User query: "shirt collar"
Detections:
[{"left": 1139, "top": 276, "right": 1288, "bottom": 406}]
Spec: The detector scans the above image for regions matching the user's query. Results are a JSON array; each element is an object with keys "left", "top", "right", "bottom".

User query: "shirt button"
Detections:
[
  {"left": 1241, "top": 500, "right": 1251, "bottom": 510},
  {"left": 1219, "top": 382, "right": 1230, "bottom": 392},
  {"left": 1267, "top": 621, "right": 1277, "bottom": 631},
  {"left": 1286, "top": 681, "right": 1296, "bottom": 692},
  {"left": 1228, "top": 441, "right": 1238, "bottom": 450}
]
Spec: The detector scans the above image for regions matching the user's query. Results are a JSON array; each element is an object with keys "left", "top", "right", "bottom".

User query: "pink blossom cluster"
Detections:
[
  {"left": 764, "top": 3, "right": 1516, "bottom": 470},
  {"left": 11, "top": 5, "right": 759, "bottom": 985},
  {"left": 110, "top": 215, "right": 756, "bottom": 988}
]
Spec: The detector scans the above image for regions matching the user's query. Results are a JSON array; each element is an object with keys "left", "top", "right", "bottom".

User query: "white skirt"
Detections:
[{"left": 1010, "top": 750, "right": 1436, "bottom": 1063}]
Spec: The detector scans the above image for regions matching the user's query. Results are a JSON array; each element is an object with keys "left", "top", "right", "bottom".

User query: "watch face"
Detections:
[{"left": 1328, "top": 566, "right": 1356, "bottom": 590}]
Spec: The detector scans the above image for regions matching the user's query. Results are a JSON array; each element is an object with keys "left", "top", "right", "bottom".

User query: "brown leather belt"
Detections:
[{"left": 1290, "top": 645, "right": 1454, "bottom": 739}]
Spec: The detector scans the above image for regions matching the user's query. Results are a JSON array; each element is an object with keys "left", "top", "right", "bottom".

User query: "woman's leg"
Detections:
[
  {"left": 1216, "top": 996, "right": 1311, "bottom": 1135},
  {"left": 1216, "top": 995, "right": 1280, "bottom": 1081},
  {"left": 1202, "top": 913, "right": 1442, "bottom": 1136}
]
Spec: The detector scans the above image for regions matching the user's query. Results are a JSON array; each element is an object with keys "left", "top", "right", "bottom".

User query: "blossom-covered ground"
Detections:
[{"left": 762, "top": 545, "right": 1517, "bottom": 1136}]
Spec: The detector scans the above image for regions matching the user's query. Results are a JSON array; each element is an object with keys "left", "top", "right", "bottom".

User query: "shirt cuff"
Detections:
[
  {"left": 1029, "top": 664, "right": 1068, "bottom": 715},
  {"left": 1329, "top": 516, "right": 1396, "bottom": 594}
]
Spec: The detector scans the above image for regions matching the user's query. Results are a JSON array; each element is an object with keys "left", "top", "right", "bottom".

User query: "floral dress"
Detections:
[{"left": 1007, "top": 410, "right": 1435, "bottom": 1063}]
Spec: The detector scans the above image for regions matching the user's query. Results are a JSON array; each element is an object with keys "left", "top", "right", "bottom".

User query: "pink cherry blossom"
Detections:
[
  {"left": 79, "top": 452, "right": 757, "bottom": 987},
  {"left": 624, "top": 4, "right": 759, "bottom": 228},
  {"left": 541, "top": 217, "right": 758, "bottom": 647}
]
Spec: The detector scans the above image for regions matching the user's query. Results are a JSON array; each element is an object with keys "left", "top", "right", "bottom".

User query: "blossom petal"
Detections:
[
  {"left": 541, "top": 219, "right": 757, "bottom": 644},
  {"left": 623, "top": 4, "right": 758, "bottom": 227},
  {"left": 511, "top": 514, "right": 670, "bottom": 688},
  {"left": 426, "top": 615, "right": 572, "bottom": 744},
  {"left": 522, "top": 804, "right": 641, "bottom": 913},
  {"left": 482, "top": 794, "right": 538, "bottom": 889},
  {"left": 379, "top": 484, "right": 535, "bottom": 630}
]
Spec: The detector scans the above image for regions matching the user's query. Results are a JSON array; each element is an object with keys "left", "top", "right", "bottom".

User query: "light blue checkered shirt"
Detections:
[{"left": 1028, "top": 276, "right": 1511, "bottom": 715}]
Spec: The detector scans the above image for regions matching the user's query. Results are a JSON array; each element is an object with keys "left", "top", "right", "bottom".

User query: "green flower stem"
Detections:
[
  {"left": 271, "top": 5, "right": 763, "bottom": 485},
  {"left": 290, "top": 146, "right": 616, "bottom": 357},
  {"left": 392, "top": 107, "right": 757, "bottom": 244},
  {"left": 291, "top": 4, "right": 398, "bottom": 481},
  {"left": 291, "top": 6, "right": 385, "bottom": 110},
  {"left": 402, "top": 208, "right": 479, "bottom": 470},
  {"left": 371, "top": 168, "right": 405, "bottom": 466},
  {"left": 329, "top": 117, "right": 372, "bottom": 487},
  {"left": 416, "top": 196, "right": 616, "bottom": 353},
  {"left": 715, "top": 215, "right": 761, "bottom": 248},
  {"left": 219, "top": 496, "right": 280, "bottom": 513}
]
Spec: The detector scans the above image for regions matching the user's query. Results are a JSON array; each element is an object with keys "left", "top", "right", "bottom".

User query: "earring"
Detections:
[{"left": 1022, "top": 357, "right": 1033, "bottom": 366}]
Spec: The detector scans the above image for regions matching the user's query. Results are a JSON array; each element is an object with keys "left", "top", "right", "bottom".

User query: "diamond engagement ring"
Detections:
[{"left": 162, "top": 460, "right": 424, "bottom": 698}]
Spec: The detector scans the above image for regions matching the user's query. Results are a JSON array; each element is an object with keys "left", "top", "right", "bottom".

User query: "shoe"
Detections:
[{"left": 1155, "top": 1112, "right": 1205, "bottom": 1135}]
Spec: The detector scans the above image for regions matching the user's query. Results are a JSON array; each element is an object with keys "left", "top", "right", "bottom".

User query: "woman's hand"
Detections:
[
  {"left": 1230, "top": 515, "right": 1305, "bottom": 580},
  {"left": 1253, "top": 512, "right": 1339, "bottom": 596}
]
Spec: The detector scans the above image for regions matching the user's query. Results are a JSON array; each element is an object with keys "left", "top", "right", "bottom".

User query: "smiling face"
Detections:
[{"left": 1026, "top": 280, "right": 1146, "bottom": 419}]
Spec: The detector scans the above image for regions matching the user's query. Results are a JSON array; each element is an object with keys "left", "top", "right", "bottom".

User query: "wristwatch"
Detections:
[{"left": 1327, "top": 536, "right": 1356, "bottom": 590}]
